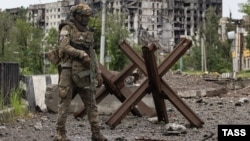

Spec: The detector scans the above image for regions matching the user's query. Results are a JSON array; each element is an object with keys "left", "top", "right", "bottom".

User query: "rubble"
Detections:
[{"left": 1, "top": 73, "right": 250, "bottom": 140}]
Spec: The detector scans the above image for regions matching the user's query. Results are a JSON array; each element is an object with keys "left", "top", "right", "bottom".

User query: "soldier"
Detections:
[{"left": 54, "top": 4, "right": 107, "bottom": 141}]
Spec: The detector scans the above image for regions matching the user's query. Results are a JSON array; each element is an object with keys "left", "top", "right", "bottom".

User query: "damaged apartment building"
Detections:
[
  {"left": 23, "top": 0, "right": 222, "bottom": 52},
  {"left": 25, "top": 0, "right": 101, "bottom": 34},
  {"left": 108, "top": 0, "right": 222, "bottom": 52}
]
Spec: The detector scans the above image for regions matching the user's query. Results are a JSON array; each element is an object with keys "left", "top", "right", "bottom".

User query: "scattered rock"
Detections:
[
  {"left": 147, "top": 117, "right": 159, "bottom": 124},
  {"left": 0, "top": 125, "right": 6, "bottom": 128},
  {"left": 235, "top": 102, "right": 242, "bottom": 106},
  {"left": 163, "top": 130, "right": 181, "bottom": 136},
  {"left": 2, "top": 73, "right": 250, "bottom": 140},
  {"left": 239, "top": 98, "right": 249, "bottom": 103},
  {"left": 40, "top": 116, "right": 49, "bottom": 122},
  {"left": 115, "top": 137, "right": 127, "bottom": 141},
  {"left": 34, "top": 122, "right": 43, "bottom": 130},
  {"left": 165, "top": 123, "right": 187, "bottom": 132}
]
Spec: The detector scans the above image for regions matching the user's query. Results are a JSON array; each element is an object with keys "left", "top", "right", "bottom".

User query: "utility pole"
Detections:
[
  {"left": 100, "top": 0, "right": 106, "bottom": 65},
  {"left": 235, "top": 23, "right": 238, "bottom": 72},
  {"left": 234, "top": 22, "right": 241, "bottom": 72},
  {"left": 239, "top": 32, "right": 243, "bottom": 71},
  {"left": 201, "top": 11, "right": 207, "bottom": 72},
  {"left": 201, "top": 37, "right": 204, "bottom": 72}
]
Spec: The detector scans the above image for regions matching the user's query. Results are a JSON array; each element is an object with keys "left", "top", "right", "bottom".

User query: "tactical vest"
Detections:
[
  {"left": 60, "top": 22, "right": 94, "bottom": 88},
  {"left": 59, "top": 22, "right": 94, "bottom": 54}
]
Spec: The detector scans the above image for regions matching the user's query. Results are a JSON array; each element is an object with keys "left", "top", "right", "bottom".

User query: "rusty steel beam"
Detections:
[
  {"left": 161, "top": 79, "right": 204, "bottom": 127},
  {"left": 98, "top": 64, "right": 141, "bottom": 116},
  {"left": 116, "top": 41, "right": 156, "bottom": 116},
  {"left": 96, "top": 86, "right": 110, "bottom": 103},
  {"left": 120, "top": 86, "right": 156, "bottom": 117},
  {"left": 157, "top": 38, "right": 203, "bottom": 127},
  {"left": 142, "top": 44, "right": 168, "bottom": 123},
  {"left": 74, "top": 64, "right": 140, "bottom": 117},
  {"left": 112, "top": 63, "right": 136, "bottom": 89},
  {"left": 74, "top": 62, "right": 155, "bottom": 118},
  {"left": 106, "top": 38, "right": 204, "bottom": 128},
  {"left": 100, "top": 64, "right": 125, "bottom": 98},
  {"left": 112, "top": 63, "right": 136, "bottom": 83},
  {"left": 106, "top": 79, "right": 150, "bottom": 128},
  {"left": 119, "top": 40, "right": 147, "bottom": 75},
  {"left": 100, "top": 63, "right": 155, "bottom": 117},
  {"left": 158, "top": 38, "right": 192, "bottom": 76}
]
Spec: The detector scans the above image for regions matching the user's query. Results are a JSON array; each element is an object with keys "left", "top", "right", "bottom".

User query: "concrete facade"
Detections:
[
  {"left": 7, "top": 0, "right": 222, "bottom": 51},
  {"left": 26, "top": 0, "right": 75, "bottom": 33},
  {"left": 108, "top": 0, "right": 222, "bottom": 51}
]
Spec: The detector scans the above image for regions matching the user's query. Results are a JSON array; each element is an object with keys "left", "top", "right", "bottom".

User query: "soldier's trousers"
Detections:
[{"left": 55, "top": 69, "right": 100, "bottom": 134}]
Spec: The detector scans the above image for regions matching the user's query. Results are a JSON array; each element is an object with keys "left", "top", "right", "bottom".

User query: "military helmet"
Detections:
[{"left": 70, "top": 4, "right": 93, "bottom": 16}]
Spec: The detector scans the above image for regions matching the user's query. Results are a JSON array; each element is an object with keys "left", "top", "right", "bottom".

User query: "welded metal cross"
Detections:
[
  {"left": 105, "top": 38, "right": 204, "bottom": 128},
  {"left": 74, "top": 52, "right": 156, "bottom": 118}
]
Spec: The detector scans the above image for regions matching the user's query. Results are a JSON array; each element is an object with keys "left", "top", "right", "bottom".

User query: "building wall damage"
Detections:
[{"left": 7, "top": 0, "right": 222, "bottom": 52}]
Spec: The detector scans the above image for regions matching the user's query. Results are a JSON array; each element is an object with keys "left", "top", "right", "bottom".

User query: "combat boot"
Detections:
[
  {"left": 91, "top": 126, "right": 107, "bottom": 141},
  {"left": 54, "top": 130, "right": 70, "bottom": 141},
  {"left": 91, "top": 133, "right": 107, "bottom": 141}
]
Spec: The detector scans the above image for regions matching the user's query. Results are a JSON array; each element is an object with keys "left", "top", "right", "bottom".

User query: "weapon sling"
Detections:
[{"left": 89, "top": 31, "right": 96, "bottom": 115}]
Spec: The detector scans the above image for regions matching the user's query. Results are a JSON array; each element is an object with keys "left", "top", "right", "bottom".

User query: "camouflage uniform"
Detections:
[{"left": 54, "top": 4, "right": 107, "bottom": 141}]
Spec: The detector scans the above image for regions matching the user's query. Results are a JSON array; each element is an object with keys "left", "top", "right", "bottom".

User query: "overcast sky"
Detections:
[
  {"left": 223, "top": 0, "right": 247, "bottom": 19},
  {"left": 0, "top": 0, "right": 248, "bottom": 19}
]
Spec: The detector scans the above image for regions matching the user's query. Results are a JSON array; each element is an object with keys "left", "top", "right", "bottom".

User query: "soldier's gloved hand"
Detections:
[
  {"left": 79, "top": 51, "right": 90, "bottom": 63},
  {"left": 96, "top": 73, "right": 103, "bottom": 88}
]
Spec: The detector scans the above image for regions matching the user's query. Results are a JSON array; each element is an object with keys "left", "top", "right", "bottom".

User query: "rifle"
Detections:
[
  {"left": 89, "top": 13, "right": 98, "bottom": 95},
  {"left": 88, "top": 31, "right": 97, "bottom": 100}
]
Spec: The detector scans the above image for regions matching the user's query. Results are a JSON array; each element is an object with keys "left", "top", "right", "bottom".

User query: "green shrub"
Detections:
[
  {"left": 0, "top": 91, "right": 3, "bottom": 110},
  {"left": 0, "top": 88, "right": 28, "bottom": 123},
  {"left": 10, "top": 88, "right": 22, "bottom": 115}
]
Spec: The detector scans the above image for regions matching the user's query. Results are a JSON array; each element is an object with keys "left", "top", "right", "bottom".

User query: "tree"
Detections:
[
  {"left": 204, "top": 8, "right": 232, "bottom": 72},
  {"left": 241, "top": 0, "right": 250, "bottom": 15},
  {"left": 28, "top": 27, "right": 44, "bottom": 74},
  {"left": 89, "top": 15, "right": 102, "bottom": 51},
  {"left": 44, "top": 27, "right": 59, "bottom": 74},
  {"left": 88, "top": 12, "right": 130, "bottom": 71},
  {"left": 44, "top": 27, "right": 58, "bottom": 48},
  {"left": 105, "top": 13, "right": 130, "bottom": 71},
  {"left": 183, "top": 7, "right": 232, "bottom": 73},
  {"left": 11, "top": 18, "right": 44, "bottom": 74},
  {"left": 0, "top": 12, "right": 13, "bottom": 59},
  {"left": 208, "top": 8, "right": 232, "bottom": 72},
  {"left": 0, "top": 10, "right": 45, "bottom": 74},
  {"left": 241, "top": 0, "right": 250, "bottom": 50}
]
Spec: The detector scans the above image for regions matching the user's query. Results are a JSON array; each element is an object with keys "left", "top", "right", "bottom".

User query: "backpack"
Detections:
[{"left": 46, "top": 47, "right": 60, "bottom": 65}]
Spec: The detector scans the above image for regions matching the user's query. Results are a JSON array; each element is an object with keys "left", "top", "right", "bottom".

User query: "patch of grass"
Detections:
[
  {"left": 237, "top": 70, "right": 250, "bottom": 79},
  {"left": 10, "top": 88, "right": 27, "bottom": 116},
  {"left": 0, "top": 91, "right": 8, "bottom": 110},
  {"left": 184, "top": 71, "right": 203, "bottom": 76},
  {"left": 0, "top": 87, "right": 29, "bottom": 123}
]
